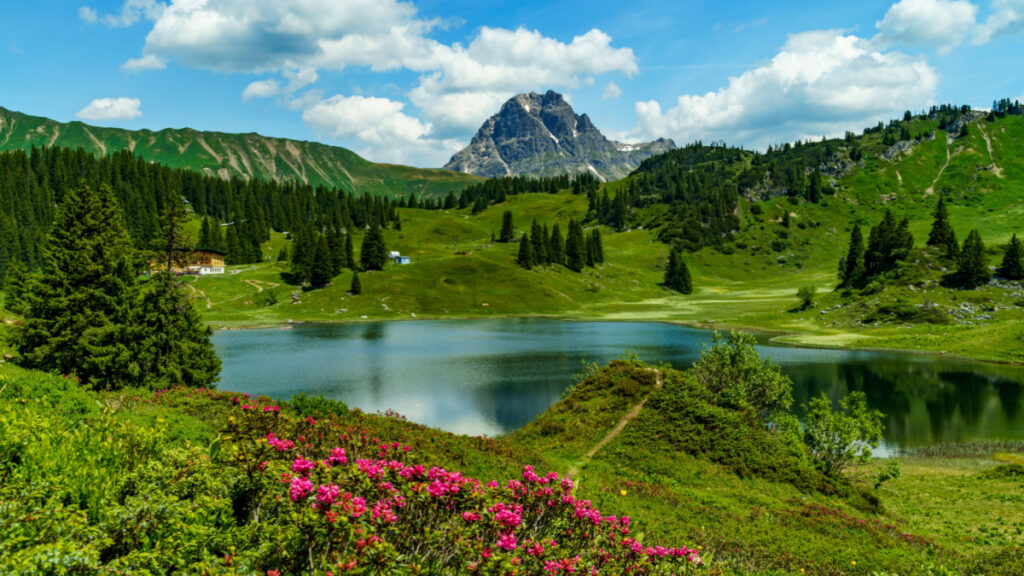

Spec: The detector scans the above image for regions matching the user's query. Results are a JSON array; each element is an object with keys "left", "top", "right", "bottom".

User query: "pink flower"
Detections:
[
  {"left": 266, "top": 433, "right": 294, "bottom": 452},
  {"left": 263, "top": 405, "right": 280, "bottom": 413},
  {"left": 289, "top": 476, "right": 314, "bottom": 502},
  {"left": 316, "top": 483, "right": 340, "bottom": 508},
  {"left": 497, "top": 532, "right": 517, "bottom": 551},
  {"left": 292, "top": 458, "right": 316, "bottom": 475},
  {"left": 327, "top": 447, "right": 347, "bottom": 466},
  {"left": 462, "top": 511, "right": 481, "bottom": 523}
]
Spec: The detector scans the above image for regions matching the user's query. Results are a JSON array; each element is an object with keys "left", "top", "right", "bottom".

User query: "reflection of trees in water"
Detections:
[
  {"left": 473, "top": 353, "right": 585, "bottom": 432},
  {"left": 995, "top": 377, "right": 1023, "bottom": 421}
]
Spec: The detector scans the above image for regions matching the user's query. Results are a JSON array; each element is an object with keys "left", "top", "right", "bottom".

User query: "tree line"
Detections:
[
  {"left": 838, "top": 197, "right": 1023, "bottom": 291},
  {"left": 5, "top": 182, "right": 219, "bottom": 390},
  {"left": 515, "top": 217, "right": 603, "bottom": 272}
]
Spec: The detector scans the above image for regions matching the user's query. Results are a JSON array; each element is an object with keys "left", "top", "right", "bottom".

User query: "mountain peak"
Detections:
[{"left": 444, "top": 91, "right": 674, "bottom": 181}]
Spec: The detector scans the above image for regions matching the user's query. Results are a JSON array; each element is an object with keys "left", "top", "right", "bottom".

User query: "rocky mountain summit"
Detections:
[{"left": 444, "top": 91, "right": 674, "bottom": 181}]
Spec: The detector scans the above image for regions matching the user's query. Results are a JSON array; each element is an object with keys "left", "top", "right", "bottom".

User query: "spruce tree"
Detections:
[
  {"left": 927, "top": 197, "right": 959, "bottom": 258},
  {"left": 997, "top": 234, "right": 1024, "bottom": 280},
  {"left": 565, "top": 220, "right": 585, "bottom": 272},
  {"left": 327, "top": 229, "right": 345, "bottom": 275},
  {"left": 2, "top": 260, "right": 29, "bottom": 314},
  {"left": 549, "top": 224, "right": 565, "bottom": 266},
  {"left": 133, "top": 272, "right": 220, "bottom": 388},
  {"left": 276, "top": 245, "right": 288, "bottom": 262},
  {"left": 290, "top": 228, "right": 314, "bottom": 284},
  {"left": 665, "top": 247, "right": 693, "bottom": 294},
  {"left": 198, "top": 217, "right": 212, "bottom": 250},
  {"left": 344, "top": 232, "right": 355, "bottom": 271},
  {"left": 350, "top": 270, "right": 362, "bottom": 295},
  {"left": 585, "top": 230, "right": 596, "bottom": 268},
  {"left": 589, "top": 229, "right": 604, "bottom": 264},
  {"left": 14, "top": 183, "right": 139, "bottom": 389},
  {"left": 360, "top": 226, "right": 387, "bottom": 271},
  {"left": 517, "top": 233, "right": 534, "bottom": 269},
  {"left": 311, "top": 235, "right": 334, "bottom": 288},
  {"left": 530, "top": 221, "right": 548, "bottom": 265},
  {"left": 500, "top": 211, "right": 515, "bottom": 242},
  {"left": 839, "top": 224, "right": 864, "bottom": 287},
  {"left": 956, "top": 229, "right": 991, "bottom": 288}
]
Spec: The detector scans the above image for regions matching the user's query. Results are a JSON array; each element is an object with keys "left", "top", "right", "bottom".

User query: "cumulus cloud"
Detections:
[
  {"left": 79, "top": 6, "right": 99, "bottom": 23},
  {"left": 876, "top": 0, "right": 978, "bottom": 52},
  {"left": 82, "top": 0, "right": 164, "bottom": 28},
  {"left": 975, "top": 0, "right": 1024, "bottom": 43},
  {"left": 115, "top": 0, "right": 637, "bottom": 142},
  {"left": 630, "top": 30, "right": 938, "bottom": 148},
  {"left": 121, "top": 54, "right": 166, "bottom": 72},
  {"left": 76, "top": 97, "right": 143, "bottom": 121},
  {"left": 302, "top": 94, "right": 461, "bottom": 165},
  {"left": 602, "top": 82, "right": 622, "bottom": 100}
]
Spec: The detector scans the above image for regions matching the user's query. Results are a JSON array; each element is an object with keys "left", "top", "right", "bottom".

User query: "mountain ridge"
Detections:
[
  {"left": 0, "top": 106, "right": 480, "bottom": 199},
  {"left": 444, "top": 91, "right": 675, "bottom": 181}
]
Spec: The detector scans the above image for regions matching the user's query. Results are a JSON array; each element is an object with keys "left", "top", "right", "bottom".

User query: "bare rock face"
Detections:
[{"left": 444, "top": 91, "right": 675, "bottom": 181}]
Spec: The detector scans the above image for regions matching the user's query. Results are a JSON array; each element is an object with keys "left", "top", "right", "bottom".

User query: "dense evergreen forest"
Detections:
[{"left": 0, "top": 147, "right": 408, "bottom": 281}]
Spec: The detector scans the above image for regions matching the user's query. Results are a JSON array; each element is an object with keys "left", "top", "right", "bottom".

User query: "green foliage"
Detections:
[
  {"left": 796, "top": 285, "right": 816, "bottom": 309},
  {"left": 516, "top": 233, "right": 534, "bottom": 269},
  {"left": 14, "top": 183, "right": 140, "bottom": 389},
  {"left": 286, "top": 392, "right": 350, "bottom": 418},
  {"left": 953, "top": 229, "right": 991, "bottom": 288},
  {"left": 927, "top": 197, "right": 959, "bottom": 260},
  {"left": 664, "top": 247, "right": 693, "bottom": 294},
  {"left": 997, "top": 234, "right": 1024, "bottom": 280},
  {"left": 690, "top": 331, "right": 793, "bottom": 419},
  {"left": 803, "top": 391, "right": 883, "bottom": 478},
  {"left": 349, "top": 270, "right": 362, "bottom": 295},
  {"left": 565, "top": 219, "right": 585, "bottom": 272},
  {"left": 875, "top": 459, "right": 902, "bottom": 489},
  {"left": 360, "top": 226, "right": 387, "bottom": 271},
  {"left": 310, "top": 235, "right": 333, "bottom": 288},
  {"left": 1, "top": 259, "right": 28, "bottom": 314},
  {"left": 864, "top": 210, "right": 914, "bottom": 279},
  {"left": 499, "top": 210, "right": 515, "bottom": 242},
  {"left": 838, "top": 224, "right": 864, "bottom": 288},
  {"left": 133, "top": 273, "right": 221, "bottom": 388}
]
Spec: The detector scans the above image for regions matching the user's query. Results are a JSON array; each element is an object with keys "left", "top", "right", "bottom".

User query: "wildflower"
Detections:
[
  {"left": 620, "top": 489, "right": 627, "bottom": 496},
  {"left": 292, "top": 457, "right": 316, "bottom": 475},
  {"left": 316, "top": 483, "right": 341, "bottom": 508},
  {"left": 289, "top": 476, "right": 314, "bottom": 501},
  {"left": 497, "top": 532, "right": 518, "bottom": 551},
  {"left": 327, "top": 447, "right": 347, "bottom": 466}
]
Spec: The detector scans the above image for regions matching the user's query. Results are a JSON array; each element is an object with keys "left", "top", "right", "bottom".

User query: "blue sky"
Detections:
[{"left": 1, "top": 0, "right": 1022, "bottom": 167}]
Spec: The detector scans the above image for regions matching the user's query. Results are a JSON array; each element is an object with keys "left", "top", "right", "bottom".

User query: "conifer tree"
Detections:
[
  {"left": 585, "top": 232, "right": 596, "bottom": 267},
  {"left": 500, "top": 211, "right": 515, "bottom": 242},
  {"left": 665, "top": 247, "right": 692, "bottom": 294},
  {"left": 549, "top": 224, "right": 565, "bottom": 265},
  {"left": 565, "top": 220, "right": 586, "bottom": 272},
  {"left": 133, "top": 272, "right": 220, "bottom": 388},
  {"left": 517, "top": 233, "right": 534, "bottom": 269},
  {"left": 997, "top": 234, "right": 1023, "bottom": 280},
  {"left": 530, "top": 220, "right": 548, "bottom": 265},
  {"left": 276, "top": 245, "right": 288, "bottom": 262},
  {"left": 838, "top": 224, "right": 864, "bottom": 287},
  {"left": 955, "top": 229, "right": 991, "bottom": 288},
  {"left": 311, "top": 235, "right": 334, "bottom": 288},
  {"left": 290, "top": 228, "right": 315, "bottom": 284},
  {"left": 2, "top": 259, "right": 29, "bottom": 314},
  {"left": 327, "top": 229, "right": 345, "bottom": 275},
  {"left": 344, "top": 232, "right": 355, "bottom": 271},
  {"left": 589, "top": 229, "right": 604, "bottom": 264},
  {"left": 198, "top": 217, "right": 212, "bottom": 250},
  {"left": 350, "top": 270, "right": 362, "bottom": 295},
  {"left": 14, "top": 183, "right": 139, "bottom": 389},
  {"left": 927, "top": 197, "right": 958, "bottom": 259},
  {"left": 360, "top": 226, "right": 387, "bottom": 271}
]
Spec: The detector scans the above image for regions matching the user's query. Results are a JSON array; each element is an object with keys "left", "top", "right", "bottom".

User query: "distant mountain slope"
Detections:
[
  {"left": 0, "top": 107, "right": 480, "bottom": 199},
  {"left": 444, "top": 91, "right": 674, "bottom": 181}
]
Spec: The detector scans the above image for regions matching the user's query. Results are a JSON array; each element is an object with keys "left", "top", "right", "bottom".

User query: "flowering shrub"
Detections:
[{"left": 219, "top": 394, "right": 707, "bottom": 575}]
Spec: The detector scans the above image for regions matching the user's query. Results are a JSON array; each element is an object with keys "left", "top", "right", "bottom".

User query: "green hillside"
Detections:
[{"left": 0, "top": 106, "right": 480, "bottom": 199}]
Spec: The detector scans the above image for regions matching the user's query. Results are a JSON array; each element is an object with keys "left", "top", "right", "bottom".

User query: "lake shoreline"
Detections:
[{"left": 207, "top": 313, "right": 1024, "bottom": 368}]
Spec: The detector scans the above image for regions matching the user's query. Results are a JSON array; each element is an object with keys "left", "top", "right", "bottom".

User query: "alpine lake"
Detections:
[{"left": 213, "top": 319, "right": 1024, "bottom": 454}]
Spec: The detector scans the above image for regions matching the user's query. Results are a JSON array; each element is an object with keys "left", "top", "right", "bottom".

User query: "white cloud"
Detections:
[
  {"left": 876, "top": 0, "right": 978, "bottom": 53},
  {"left": 76, "top": 97, "right": 143, "bottom": 121},
  {"left": 242, "top": 79, "right": 281, "bottom": 101},
  {"left": 119, "top": 0, "right": 638, "bottom": 139},
  {"left": 630, "top": 30, "right": 938, "bottom": 149},
  {"left": 121, "top": 53, "right": 166, "bottom": 72},
  {"left": 602, "top": 81, "right": 622, "bottom": 100},
  {"left": 301, "top": 94, "right": 460, "bottom": 165},
  {"left": 79, "top": 6, "right": 99, "bottom": 23},
  {"left": 975, "top": 0, "right": 1024, "bottom": 43},
  {"left": 84, "top": 0, "right": 164, "bottom": 28}
]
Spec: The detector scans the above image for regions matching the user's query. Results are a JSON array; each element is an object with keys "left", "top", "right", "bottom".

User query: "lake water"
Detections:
[{"left": 213, "top": 319, "right": 1024, "bottom": 451}]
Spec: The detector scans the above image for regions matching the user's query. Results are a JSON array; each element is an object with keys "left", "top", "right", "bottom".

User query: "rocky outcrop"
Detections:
[{"left": 444, "top": 91, "right": 675, "bottom": 181}]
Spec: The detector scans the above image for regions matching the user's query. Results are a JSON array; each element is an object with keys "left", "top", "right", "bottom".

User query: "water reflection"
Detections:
[{"left": 213, "top": 319, "right": 1024, "bottom": 447}]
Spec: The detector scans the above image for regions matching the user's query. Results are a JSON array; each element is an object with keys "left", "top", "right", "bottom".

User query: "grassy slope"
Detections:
[
  {"left": 189, "top": 113, "right": 1024, "bottom": 362},
  {"left": 0, "top": 106, "right": 480, "bottom": 199}
]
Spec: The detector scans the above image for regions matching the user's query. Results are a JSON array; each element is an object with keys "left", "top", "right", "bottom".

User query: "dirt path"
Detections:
[
  {"left": 925, "top": 136, "right": 952, "bottom": 195},
  {"left": 569, "top": 369, "right": 663, "bottom": 477},
  {"left": 186, "top": 283, "right": 212, "bottom": 309},
  {"left": 978, "top": 124, "right": 1003, "bottom": 177},
  {"left": 244, "top": 279, "right": 279, "bottom": 293}
]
